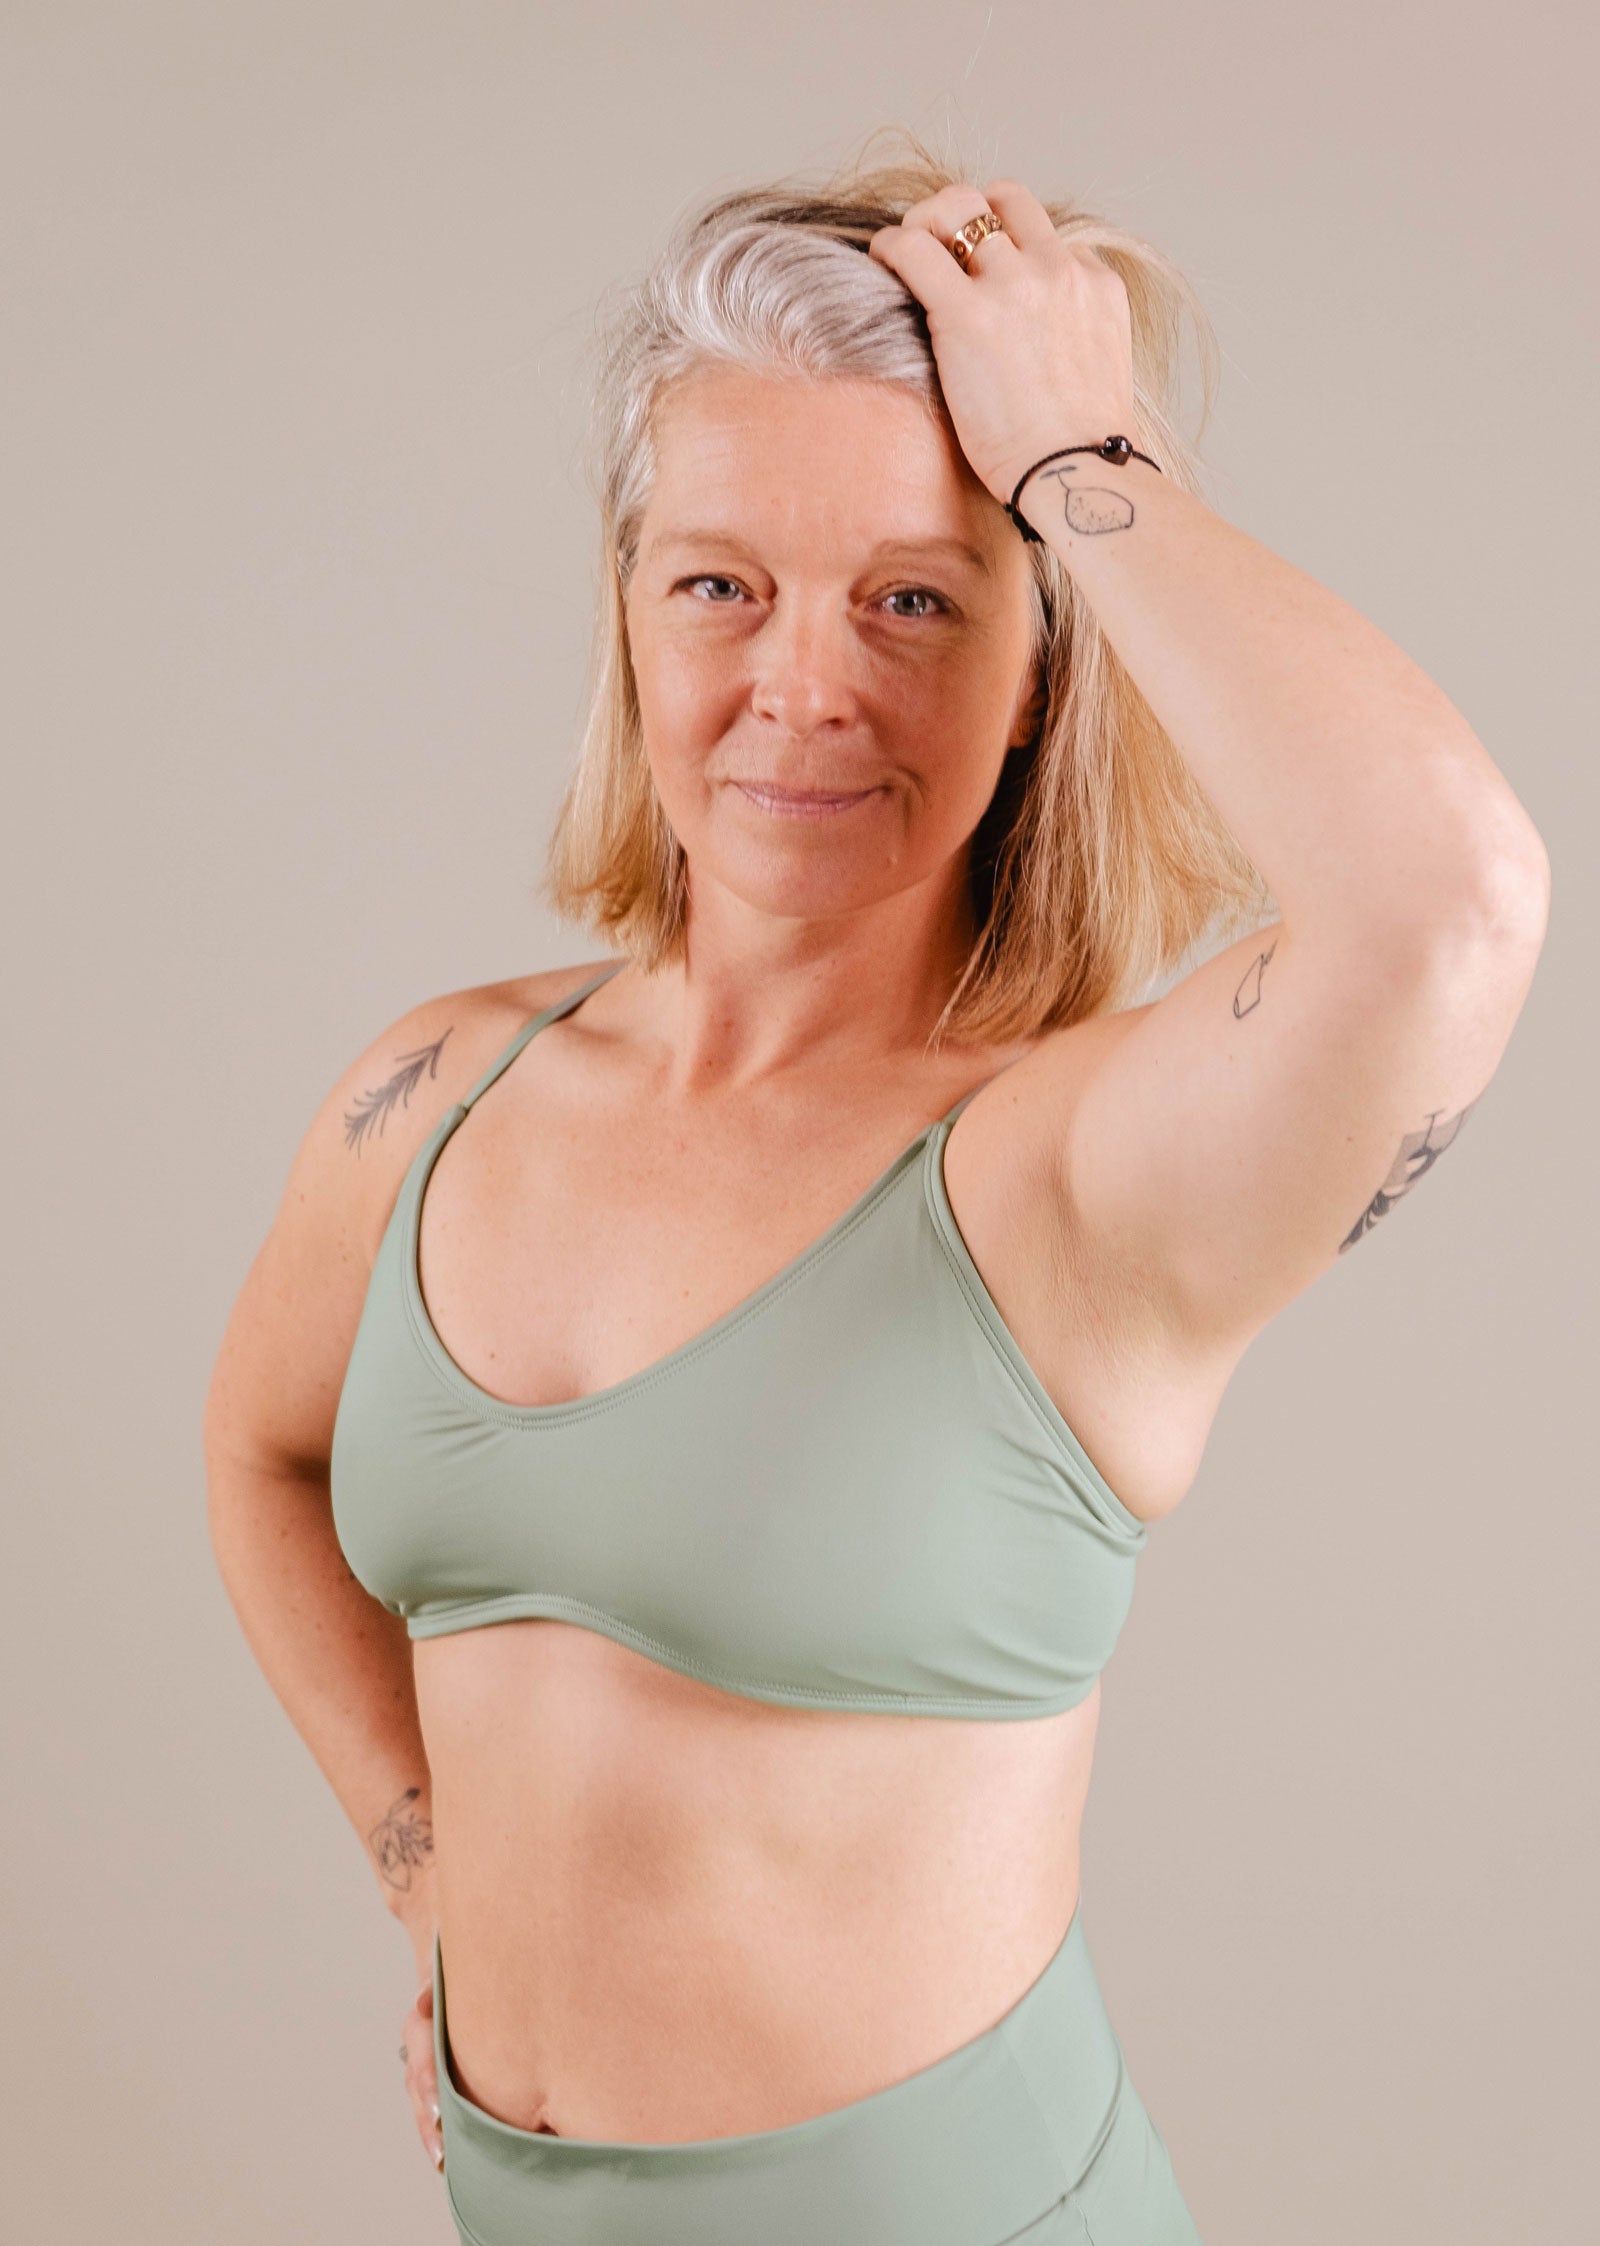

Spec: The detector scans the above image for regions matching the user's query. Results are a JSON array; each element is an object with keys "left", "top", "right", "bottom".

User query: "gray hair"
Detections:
[{"left": 542, "top": 128, "right": 1271, "bottom": 1048}]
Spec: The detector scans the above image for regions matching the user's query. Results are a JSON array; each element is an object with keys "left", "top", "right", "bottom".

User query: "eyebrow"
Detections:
[{"left": 646, "top": 529, "right": 994, "bottom": 575}]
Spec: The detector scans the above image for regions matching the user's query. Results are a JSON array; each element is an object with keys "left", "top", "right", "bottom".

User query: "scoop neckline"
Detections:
[
  {"left": 400, "top": 1080, "right": 985, "bottom": 1429},
  {"left": 394, "top": 977, "right": 1145, "bottom": 1536}
]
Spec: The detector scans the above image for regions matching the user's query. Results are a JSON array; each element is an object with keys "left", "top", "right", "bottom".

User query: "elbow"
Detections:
[
  {"left": 1350, "top": 811, "right": 1551, "bottom": 991},
  {"left": 1398, "top": 829, "right": 1551, "bottom": 1018},
  {"left": 1406, "top": 725, "right": 1552, "bottom": 953},
  {"left": 1457, "top": 816, "right": 1551, "bottom": 957},
  {"left": 1408, "top": 770, "right": 1552, "bottom": 959}
]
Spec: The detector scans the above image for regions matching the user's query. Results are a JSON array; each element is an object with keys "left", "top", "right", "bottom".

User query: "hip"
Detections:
[{"left": 431, "top": 1896, "right": 1202, "bottom": 2246}]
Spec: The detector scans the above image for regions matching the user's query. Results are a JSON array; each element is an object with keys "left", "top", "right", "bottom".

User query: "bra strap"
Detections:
[{"left": 458, "top": 958, "right": 626, "bottom": 1112}]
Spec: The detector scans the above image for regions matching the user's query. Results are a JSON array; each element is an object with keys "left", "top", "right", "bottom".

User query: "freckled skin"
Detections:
[
  {"left": 408, "top": 368, "right": 1118, "bottom": 2147},
  {"left": 621, "top": 363, "right": 1046, "bottom": 954},
  {"left": 369, "top": 1785, "right": 434, "bottom": 1893},
  {"left": 345, "top": 1031, "right": 453, "bottom": 1154}
]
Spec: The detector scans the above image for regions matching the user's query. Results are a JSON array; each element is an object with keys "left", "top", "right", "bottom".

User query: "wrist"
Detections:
[
  {"left": 1003, "top": 434, "right": 1161, "bottom": 547},
  {"left": 389, "top": 1881, "right": 439, "bottom": 1990},
  {"left": 1015, "top": 451, "right": 1169, "bottom": 557},
  {"left": 385, "top": 1869, "right": 437, "bottom": 1936}
]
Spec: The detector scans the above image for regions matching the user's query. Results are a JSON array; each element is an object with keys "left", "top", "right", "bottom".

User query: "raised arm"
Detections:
[
  {"left": 1016, "top": 449, "right": 1549, "bottom": 1361},
  {"left": 865, "top": 178, "right": 1551, "bottom": 1370}
]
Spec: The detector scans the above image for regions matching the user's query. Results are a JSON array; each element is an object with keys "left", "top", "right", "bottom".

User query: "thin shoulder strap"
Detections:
[{"left": 458, "top": 959, "right": 626, "bottom": 1113}]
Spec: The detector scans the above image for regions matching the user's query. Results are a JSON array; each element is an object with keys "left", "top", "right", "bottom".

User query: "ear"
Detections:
[{"left": 1008, "top": 657, "right": 1047, "bottom": 748}]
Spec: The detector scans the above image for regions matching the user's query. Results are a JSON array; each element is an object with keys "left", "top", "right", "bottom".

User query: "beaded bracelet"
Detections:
[{"left": 1005, "top": 435, "right": 1163, "bottom": 544}]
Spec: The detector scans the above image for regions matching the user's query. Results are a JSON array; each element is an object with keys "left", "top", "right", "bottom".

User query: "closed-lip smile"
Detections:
[{"left": 734, "top": 781, "right": 881, "bottom": 820}]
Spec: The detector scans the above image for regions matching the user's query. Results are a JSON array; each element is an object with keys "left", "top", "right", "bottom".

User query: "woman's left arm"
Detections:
[
  {"left": 1020, "top": 449, "right": 1548, "bottom": 942},
  {"left": 872, "top": 181, "right": 1550, "bottom": 1358},
  {"left": 1022, "top": 451, "right": 1549, "bottom": 1350}
]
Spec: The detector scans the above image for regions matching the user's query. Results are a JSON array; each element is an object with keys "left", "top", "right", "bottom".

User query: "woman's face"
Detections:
[{"left": 623, "top": 364, "right": 1043, "bottom": 937}]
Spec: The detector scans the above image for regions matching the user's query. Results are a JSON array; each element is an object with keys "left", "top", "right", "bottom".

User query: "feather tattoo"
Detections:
[{"left": 343, "top": 1028, "right": 453, "bottom": 1153}]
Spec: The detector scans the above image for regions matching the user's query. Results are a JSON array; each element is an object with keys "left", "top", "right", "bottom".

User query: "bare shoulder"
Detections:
[
  {"left": 202, "top": 960, "right": 618, "bottom": 1480},
  {"left": 329, "top": 958, "right": 620, "bottom": 1253}
]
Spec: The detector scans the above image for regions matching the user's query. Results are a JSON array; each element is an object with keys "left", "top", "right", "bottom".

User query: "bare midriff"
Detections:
[{"left": 413, "top": 1616, "right": 1100, "bottom": 2145}]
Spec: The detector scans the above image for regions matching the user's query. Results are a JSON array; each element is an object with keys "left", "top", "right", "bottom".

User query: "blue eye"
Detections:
[
  {"left": 681, "top": 576, "right": 745, "bottom": 602},
  {"left": 677, "top": 576, "right": 949, "bottom": 618},
  {"left": 880, "top": 587, "right": 946, "bottom": 620}
]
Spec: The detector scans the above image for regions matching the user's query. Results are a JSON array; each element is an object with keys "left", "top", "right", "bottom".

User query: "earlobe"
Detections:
[{"left": 1010, "top": 664, "right": 1047, "bottom": 747}]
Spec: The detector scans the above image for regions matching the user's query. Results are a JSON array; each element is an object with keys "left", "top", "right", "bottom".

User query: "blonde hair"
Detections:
[{"left": 541, "top": 124, "right": 1272, "bottom": 1049}]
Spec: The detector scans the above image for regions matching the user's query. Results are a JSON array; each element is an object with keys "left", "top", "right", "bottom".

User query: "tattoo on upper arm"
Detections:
[
  {"left": 369, "top": 1785, "right": 434, "bottom": 1893},
  {"left": 1338, "top": 1100, "right": 1477, "bottom": 1253},
  {"left": 343, "top": 1029, "right": 453, "bottom": 1153},
  {"left": 1232, "top": 938, "right": 1278, "bottom": 1018}
]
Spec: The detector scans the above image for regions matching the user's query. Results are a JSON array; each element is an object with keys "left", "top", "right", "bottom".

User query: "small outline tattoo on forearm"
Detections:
[
  {"left": 1036, "top": 461, "right": 1135, "bottom": 536},
  {"left": 343, "top": 1028, "right": 453, "bottom": 1153},
  {"left": 1232, "top": 938, "right": 1278, "bottom": 1017},
  {"left": 1338, "top": 1100, "right": 1477, "bottom": 1252},
  {"left": 369, "top": 1786, "right": 434, "bottom": 1892}
]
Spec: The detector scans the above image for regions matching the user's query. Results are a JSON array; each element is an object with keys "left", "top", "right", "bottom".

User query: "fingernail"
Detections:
[
  {"left": 430, "top": 2099, "right": 440, "bottom": 2124},
  {"left": 433, "top": 2143, "right": 445, "bottom": 2171}
]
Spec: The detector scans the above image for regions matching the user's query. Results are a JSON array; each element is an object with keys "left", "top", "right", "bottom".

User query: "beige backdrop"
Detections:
[{"left": 4, "top": 3, "right": 1594, "bottom": 2240}]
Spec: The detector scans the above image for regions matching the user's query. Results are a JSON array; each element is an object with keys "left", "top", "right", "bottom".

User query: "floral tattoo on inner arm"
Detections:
[
  {"left": 343, "top": 1029, "right": 453, "bottom": 1153},
  {"left": 369, "top": 1786, "right": 434, "bottom": 1894}
]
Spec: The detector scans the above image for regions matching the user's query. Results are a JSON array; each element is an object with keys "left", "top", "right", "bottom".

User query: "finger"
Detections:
[
  {"left": 909, "top": 181, "right": 1024, "bottom": 251},
  {"left": 947, "top": 214, "right": 1022, "bottom": 277},
  {"left": 403, "top": 2001, "right": 445, "bottom": 2173},
  {"left": 896, "top": 182, "right": 993, "bottom": 231},
  {"left": 411, "top": 2072, "right": 444, "bottom": 2168},
  {"left": 903, "top": 181, "right": 1021, "bottom": 267},
  {"left": 867, "top": 221, "right": 977, "bottom": 316},
  {"left": 882, "top": 188, "right": 1024, "bottom": 287},
  {"left": 979, "top": 178, "right": 1062, "bottom": 253},
  {"left": 420, "top": 2066, "right": 444, "bottom": 2173}
]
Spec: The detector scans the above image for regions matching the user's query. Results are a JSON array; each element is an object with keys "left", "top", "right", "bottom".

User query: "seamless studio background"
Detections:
[{"left": 3, "top": 4, "right": 1594, "bottom": 2241}]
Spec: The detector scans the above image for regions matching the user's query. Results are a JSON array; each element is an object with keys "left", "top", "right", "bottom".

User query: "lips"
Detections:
[{"left": 734, "top": 781, "right": 880, "bottom": 819}]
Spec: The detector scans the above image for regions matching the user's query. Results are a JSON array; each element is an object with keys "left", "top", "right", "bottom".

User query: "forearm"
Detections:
[
  {"left": 205, "top": 1449, "right": 436, "bottom": 1932},
  {"left": 1023, "top": 456, "right": 1549, "bottom": 939}
]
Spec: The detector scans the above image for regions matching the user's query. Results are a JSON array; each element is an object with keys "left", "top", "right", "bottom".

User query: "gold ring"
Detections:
[{"left": 948, "top": 211, "right": 1006, "bottom": 268}]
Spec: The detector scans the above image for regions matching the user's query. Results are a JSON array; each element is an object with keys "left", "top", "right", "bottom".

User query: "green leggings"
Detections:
[{"left": 431, "top": 1898, "right": 1203, "bottom": 2245}]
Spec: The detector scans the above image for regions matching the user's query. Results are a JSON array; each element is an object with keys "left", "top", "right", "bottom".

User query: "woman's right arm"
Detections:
[{"left": 201, "top": 989, "right": 485, "bottom": 1980}]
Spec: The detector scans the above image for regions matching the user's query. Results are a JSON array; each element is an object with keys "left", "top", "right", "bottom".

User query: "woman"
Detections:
[{"left": 204, "top": 135, "right": 1549, "bottom": 2245}]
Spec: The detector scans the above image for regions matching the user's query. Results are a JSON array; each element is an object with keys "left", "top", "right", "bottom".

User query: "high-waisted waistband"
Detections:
[{"left": 431, "top": 1900, "right": 1134, "bottom": 2246}]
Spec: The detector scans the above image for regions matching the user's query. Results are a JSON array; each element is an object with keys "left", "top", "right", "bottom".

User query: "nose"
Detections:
[{"left": 746, "top": 594, "right": 860, "bottom": 736}]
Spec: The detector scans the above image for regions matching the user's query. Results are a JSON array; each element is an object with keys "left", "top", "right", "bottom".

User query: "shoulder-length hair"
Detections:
[{"left": 541, "top": 125, "right": 1272, "bottom": 1050}]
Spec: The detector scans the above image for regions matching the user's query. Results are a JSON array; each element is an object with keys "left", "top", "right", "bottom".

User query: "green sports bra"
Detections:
[{"left": 331, "top": 960, "right": 1150, "bottom": 1719}]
